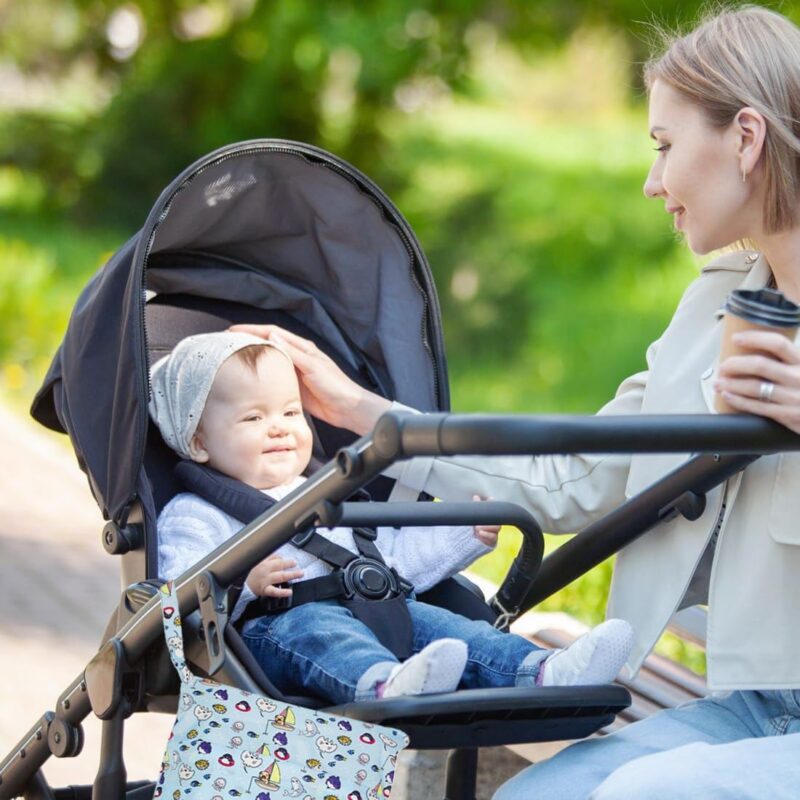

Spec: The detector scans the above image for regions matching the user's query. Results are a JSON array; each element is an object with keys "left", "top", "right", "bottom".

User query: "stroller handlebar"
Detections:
[{"left": 372, "top": 410, "right": 800, "bottom": 458}]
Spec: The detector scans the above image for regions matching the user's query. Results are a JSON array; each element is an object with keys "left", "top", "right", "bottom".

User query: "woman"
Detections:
[{"left": 234, "top": 6, "right": 800, "bottom": 797}]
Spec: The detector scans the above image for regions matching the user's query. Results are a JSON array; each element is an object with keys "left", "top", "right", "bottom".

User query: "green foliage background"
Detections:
[{"left": 2, "top": 0, "right": 780, "bottom": 673}]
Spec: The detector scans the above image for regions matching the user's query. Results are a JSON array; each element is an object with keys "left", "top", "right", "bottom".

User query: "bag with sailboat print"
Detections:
[{"left": 154, "top": 581, "right": 409, "bottom": 799}]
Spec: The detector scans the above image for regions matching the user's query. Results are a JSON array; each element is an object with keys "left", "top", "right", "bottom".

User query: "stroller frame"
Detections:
[{"left": 2, "top": 409, "right": 797, "bottom": 800}]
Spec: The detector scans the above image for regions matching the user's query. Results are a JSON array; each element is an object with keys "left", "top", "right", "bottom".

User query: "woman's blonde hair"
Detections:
[{"left": 644, "top": 5, "right": 800, "bottom": 233}]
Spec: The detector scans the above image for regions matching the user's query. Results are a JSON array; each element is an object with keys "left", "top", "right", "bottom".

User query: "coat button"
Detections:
[{"left": 702, "top": 367, "right": 713, "bottom": 379}]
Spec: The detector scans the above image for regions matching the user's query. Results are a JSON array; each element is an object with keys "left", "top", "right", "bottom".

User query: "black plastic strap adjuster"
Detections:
[
  {"left": 256, "top": 585, "right": 293, "bottom": 612},
  {"left": 291, "top": 527, "right": 316, "bottom": 548},
  {"left": 394, "top": 570, "right": 414, "bottom": 596},
  {"left": 353, "top": 526, "right": 378, "bottom": 542}
]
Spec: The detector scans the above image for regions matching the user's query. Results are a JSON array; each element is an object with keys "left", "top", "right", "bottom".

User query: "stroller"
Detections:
[{"left": 3, "top": 139, "right": 791, "bottom": 800}]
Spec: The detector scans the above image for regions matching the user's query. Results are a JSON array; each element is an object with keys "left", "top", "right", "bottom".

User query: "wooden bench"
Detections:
[
  {"left": 389, "top": 575, "right": 709, "bottom": 798},
  {"left": 507, "top": 607, "right": 707, "bottom": 763}
]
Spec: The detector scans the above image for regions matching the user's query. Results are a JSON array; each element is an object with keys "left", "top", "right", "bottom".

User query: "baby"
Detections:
[{"left": 151, "top": 332, "right": 633, "bottom": 705}]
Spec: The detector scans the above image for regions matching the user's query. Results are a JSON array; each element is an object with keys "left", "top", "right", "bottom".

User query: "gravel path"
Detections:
[{"left": 0, "top": 403, "right": 172, "bottom": 792}]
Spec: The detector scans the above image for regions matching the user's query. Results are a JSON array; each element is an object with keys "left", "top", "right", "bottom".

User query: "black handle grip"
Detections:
[{"left": 337, "top": 501, "right": 544, "bottom": 630}]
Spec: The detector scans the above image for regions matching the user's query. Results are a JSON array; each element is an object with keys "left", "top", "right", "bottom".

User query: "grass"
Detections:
[{"left": 0, "top": 167, "right": 126, "bottom": 403}]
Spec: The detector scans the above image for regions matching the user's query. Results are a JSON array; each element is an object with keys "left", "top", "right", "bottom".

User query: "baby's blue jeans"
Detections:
[
  {"left": 493, "top": 688, "right": 800, "bottom": 799},
  {"left": 241, "top": 597, "right": 545, "bottom": 705}
]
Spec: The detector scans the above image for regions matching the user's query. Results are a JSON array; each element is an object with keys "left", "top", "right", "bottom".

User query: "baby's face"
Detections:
[{"left": 189, "top": 349, "right": 313, "bottom": 490}]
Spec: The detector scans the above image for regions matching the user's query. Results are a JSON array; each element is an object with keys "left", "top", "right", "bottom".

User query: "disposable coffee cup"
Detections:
[{"left": 715, "top": 287, "right": 800, "bottom": 412}]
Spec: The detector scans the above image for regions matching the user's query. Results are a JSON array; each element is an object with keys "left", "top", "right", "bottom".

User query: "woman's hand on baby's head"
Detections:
[
  {"left": 228, "top": 323, "right": 391, "bottom": 435},
  {"left": 245, "top": 554, "right": 304, "bottom": 598},
  {"left": 471, "top": 494, "right": 500, "bottom": 548}
]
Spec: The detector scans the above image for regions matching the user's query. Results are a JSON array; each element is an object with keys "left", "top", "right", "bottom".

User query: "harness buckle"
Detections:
[{"left": 342, "top": 558, "right": 403, "bottom": 601}]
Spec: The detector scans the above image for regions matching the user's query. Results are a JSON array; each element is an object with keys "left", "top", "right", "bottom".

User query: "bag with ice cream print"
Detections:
[{"left": 154, "top": 581, "right": 409, "bottom": 799}]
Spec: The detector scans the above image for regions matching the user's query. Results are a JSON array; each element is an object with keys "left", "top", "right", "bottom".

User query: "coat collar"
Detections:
[
  {"left": 738, "top": 252, "right": 772, "bottom": 289},
  {"left": 711, "top": 252, "right": 772, "bottom": 320}
]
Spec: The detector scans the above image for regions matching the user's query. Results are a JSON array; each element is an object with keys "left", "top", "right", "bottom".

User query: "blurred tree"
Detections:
[{"left": 0, "top": 0, "right": 731, "bottom": 225}]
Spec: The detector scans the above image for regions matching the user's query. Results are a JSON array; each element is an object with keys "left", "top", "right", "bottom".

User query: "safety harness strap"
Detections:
[
  {"left": 175, "top": 460, "right": 278, "bottom": 522},
  {"left": 174, "top": 461, "right": 414, "bottom": 658},
  {"left": 292, "top": 531, "right": 360, "bottom": 570},
  {"left": 236, "top": 572, "right": 349, "bottom": 622}
]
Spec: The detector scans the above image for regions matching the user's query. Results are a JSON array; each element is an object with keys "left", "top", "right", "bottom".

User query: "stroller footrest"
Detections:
[{"left": 327, "top": 684, "right": 631, "bottom": 750}]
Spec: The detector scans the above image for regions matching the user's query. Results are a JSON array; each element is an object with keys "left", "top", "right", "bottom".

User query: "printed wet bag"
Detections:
[{"left": 154, "top": 581, "right": 409, "bottom": 799}]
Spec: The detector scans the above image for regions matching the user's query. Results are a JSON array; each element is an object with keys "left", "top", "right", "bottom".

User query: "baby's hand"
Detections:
[
  {"left": 471, "top": 494, "right": 500, "bottom": 548},
  {"left": 246, "top": 555, "right": 304, "bottom": 598}
]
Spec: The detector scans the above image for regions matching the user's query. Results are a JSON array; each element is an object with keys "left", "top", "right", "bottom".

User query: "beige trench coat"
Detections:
[{"left": 390, "top": 250, "right": 800, "bottom": 690}]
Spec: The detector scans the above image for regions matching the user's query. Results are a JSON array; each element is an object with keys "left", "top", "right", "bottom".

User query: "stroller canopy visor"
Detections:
[{"left": 31, "top": 140, "right": 449, "bottom": 524}]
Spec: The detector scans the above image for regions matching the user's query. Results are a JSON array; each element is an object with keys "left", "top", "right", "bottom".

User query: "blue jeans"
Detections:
[
  {"left": 493, "top": 689, "right": 800, "bottom": 799},
  {"left": 241, "top": 598, "right": 544, "bottom": 705}
]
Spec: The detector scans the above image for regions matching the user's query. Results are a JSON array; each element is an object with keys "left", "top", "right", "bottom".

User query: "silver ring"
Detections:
[{"left": 759, "top": 381, "right": 776, "bottom": 402}]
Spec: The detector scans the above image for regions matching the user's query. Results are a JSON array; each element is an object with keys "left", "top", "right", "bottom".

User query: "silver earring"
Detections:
[{"left": 741, "top": 166, "right": 747, "bottom": 183}]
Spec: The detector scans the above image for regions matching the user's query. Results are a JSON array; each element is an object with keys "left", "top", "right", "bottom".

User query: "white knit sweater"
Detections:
[{"left": 157, "top": 475, "right": 492, "bottom": 624}]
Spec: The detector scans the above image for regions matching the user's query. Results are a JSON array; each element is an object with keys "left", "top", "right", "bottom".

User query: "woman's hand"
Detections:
[
  {"left": 245, "top": 555, "right": 304, "bottom": 598},
  {"left": 229, "top": 324, "right": 391, "bottom": 434},
  {"left": 714, "top": 329, "right": 800, "bottom": 433}
]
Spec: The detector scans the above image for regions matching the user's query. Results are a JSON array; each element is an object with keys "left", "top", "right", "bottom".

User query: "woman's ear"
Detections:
[
  {"left": 188, "top": 433, "right": 209, "bottom": 463},
  {"left": 735, "top": 106, "right": 767, "bottom": 178}
]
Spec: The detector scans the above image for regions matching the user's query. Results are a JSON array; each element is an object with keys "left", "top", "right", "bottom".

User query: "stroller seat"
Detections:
[{"left": 3, "top": 140, "right": 630, "bottom": 800}]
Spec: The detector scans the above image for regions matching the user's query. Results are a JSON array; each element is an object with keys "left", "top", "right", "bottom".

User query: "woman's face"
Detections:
[{"left": 644, "top": 79, "right": 757, "bottom": 254}]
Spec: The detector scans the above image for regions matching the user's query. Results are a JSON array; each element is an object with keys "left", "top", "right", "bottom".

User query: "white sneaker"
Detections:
[
  {"left": 540, "top": 619, "right": 633, "bottom": 687},
  {"left": 382, "top": 639, "right": 468, "bottom": 698}
]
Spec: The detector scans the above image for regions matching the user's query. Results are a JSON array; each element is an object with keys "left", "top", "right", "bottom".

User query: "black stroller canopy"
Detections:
[{"left": 31, "top": 140, "right": 449, "bottom": 525}]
